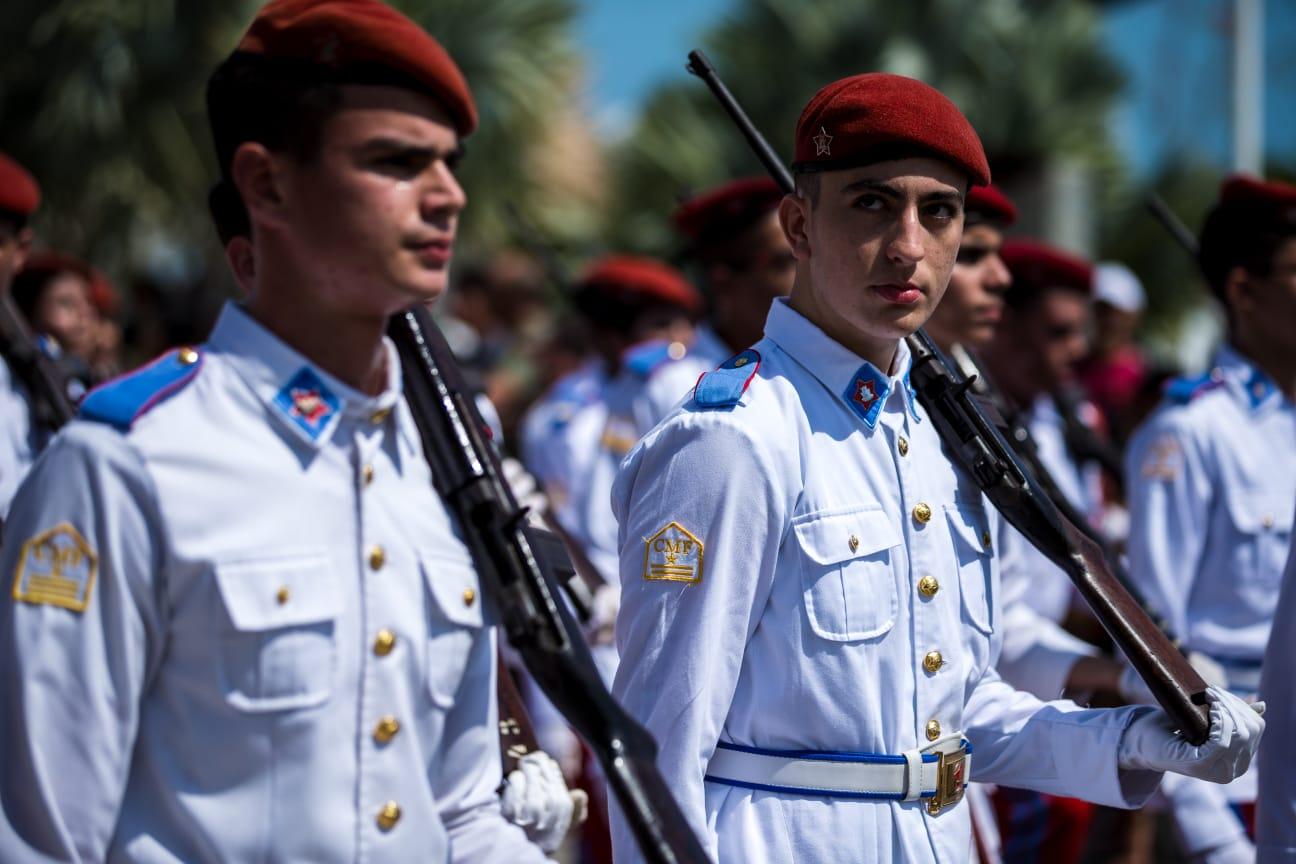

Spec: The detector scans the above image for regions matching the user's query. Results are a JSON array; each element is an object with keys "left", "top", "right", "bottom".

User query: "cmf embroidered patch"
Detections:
[
  {"left": 12, "top": 523, "right": 98, "bottom": 612},
  {"left": 643, "top": 521, "right": 704, "bottom": 584}
]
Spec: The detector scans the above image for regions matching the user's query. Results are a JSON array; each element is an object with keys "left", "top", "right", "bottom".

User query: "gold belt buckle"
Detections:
[{"left": 926, "top": 746, "right": 968, "bottom": 816}]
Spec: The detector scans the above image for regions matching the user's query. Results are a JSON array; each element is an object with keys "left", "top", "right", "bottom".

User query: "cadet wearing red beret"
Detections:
[
  {"left": 672, "top": 177, "right": 795, "bottom": 366},
  {"left": 925, "top": 184, "right": 1016, "bottom": 354},
  {"left": 609, "top": 72, "right": 1262, "bottom": 864},
  {"left": 0, "top": 2, "right": 568, "bottom": 862}
]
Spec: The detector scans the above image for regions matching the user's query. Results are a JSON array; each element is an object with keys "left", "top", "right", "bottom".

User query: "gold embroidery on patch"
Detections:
[
  {"left": 1141, "top": 436, "right": 1181, "bottom": 480},
  {"left": 12, "top": 523, "right": 98, "bottom": 612},
  {"left": 643, "top": 522, "right": 704, "bottom": 584}
]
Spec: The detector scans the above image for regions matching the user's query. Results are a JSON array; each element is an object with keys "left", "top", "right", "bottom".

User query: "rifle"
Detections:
[
  {"left": 1145, "top": 192, "right": 1200, "bottom": 259},
  {"left": 685, "top": 49, "right": 1212, "bottom": 744},
  {"left": 388, "top": 306, "right": 708, "bottom": 863},
  {"left": 0, "top": 292, "right": 75, "bottom": 431}
]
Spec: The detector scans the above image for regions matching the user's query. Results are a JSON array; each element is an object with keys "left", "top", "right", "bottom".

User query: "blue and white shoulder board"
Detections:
[
  {"left": 693, "top": 349, "right": 760, "bottom": 410},
  {"left": 1164, "top": 369, "right": 1223, "bottom": 405},
  {"left": 80, "top": 347, "right": 203, "bottom": 431}
]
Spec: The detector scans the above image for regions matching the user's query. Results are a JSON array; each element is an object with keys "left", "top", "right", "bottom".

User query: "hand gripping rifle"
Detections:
[
  {"left": 685, "top": 50, "right": 1212, "bottom": 744},
  {"left": 0, "top": 292, "right": 76, "bottom": 431},
  {"left": 388, "top": 306, "right": 708, "bottom": 863}
]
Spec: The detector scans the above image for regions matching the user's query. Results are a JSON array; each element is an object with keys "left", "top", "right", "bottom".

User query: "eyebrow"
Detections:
[
  {"left": 839, "top": 178, "right": 964, "bottom": 205},
  {"left": 356, "top": 138, "right": 464, "bottom": 162}
]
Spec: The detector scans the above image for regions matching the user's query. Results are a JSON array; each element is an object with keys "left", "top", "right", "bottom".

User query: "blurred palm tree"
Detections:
[
  {"left": 605, "top": 0, "right": 1123, "bottom": 254},
  {"left": 0, "top": 0, "right": 592, "bottom": 284}
]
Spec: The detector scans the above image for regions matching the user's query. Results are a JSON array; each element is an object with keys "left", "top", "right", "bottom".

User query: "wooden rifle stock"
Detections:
[{"left": 687, "top": 49, "right": 1212, "bottom": 744}]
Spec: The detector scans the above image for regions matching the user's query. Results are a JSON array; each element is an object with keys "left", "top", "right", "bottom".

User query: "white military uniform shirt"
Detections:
[
  {"left": 1258, "top": 518, "right": 1296, "bottom": 861},
  {"left": 0, "top": 303, "right": 546, "bottom": 864},
  {"left": 610, "top": 298, "right": 1158, "bottom": 863},
  {"left": 0, "top": 354, "right": 38, "bottom": 516},
  {"left": 519, "top": 358, "right": 607, "bottom": 526}
]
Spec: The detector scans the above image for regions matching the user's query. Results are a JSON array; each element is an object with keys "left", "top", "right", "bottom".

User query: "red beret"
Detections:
[
  {"left": 965, "top": 185, "right": 1017, "bottom": 227},
  {"left": 673, "top": 177, "right": 784, "bottom": 245},
  {"left": 1218, "top": 175, "right": 1296, "bottom": 222},
  {"left": 793, "top": 73, "right": 989, "bottom": 186},
  {"left": 579, "top": 255, "right": 702, "bottom": 313},
  {"left": 0, "top": 152, "right": 41, "bottom": 218},
  {"left": 1000, "top": 239, "right": 1093, "bottom": 295},
  {"left": 236, "top": 0, "right": 477, "bottom": 135},
  {"left": 19, "top": 251, "right": 93, "bottom": 284}
]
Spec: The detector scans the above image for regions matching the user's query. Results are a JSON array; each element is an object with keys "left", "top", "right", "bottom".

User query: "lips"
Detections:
[
  {"left": 409, "top": 238, "right": 454, "bottom": 266},
  {"left": 872, "top": 282, "right": 923, "bottom": 305}
]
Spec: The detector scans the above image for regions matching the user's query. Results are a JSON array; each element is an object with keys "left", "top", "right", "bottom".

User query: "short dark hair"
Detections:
[
  {"left": 0, "top": 208, "right": 27, "bottom": 239},
  {"left": 1198, "top": 201, "right": 1296, "bottom": 304}
]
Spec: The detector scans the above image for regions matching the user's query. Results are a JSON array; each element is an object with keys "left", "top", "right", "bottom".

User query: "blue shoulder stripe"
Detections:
[
  {"left": 694, "top": 349, "right": 760, "bottom": 410},
  {"left": 80, "top": 348, "right": 203, "bottom": 431},
  {"left": 1164, "top": 370, "right": 1222, "bottom": 405}
]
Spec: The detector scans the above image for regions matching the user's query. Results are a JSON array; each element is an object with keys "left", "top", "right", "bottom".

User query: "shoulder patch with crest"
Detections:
[
  {"left": 1140, "top": 434, "right": 1183, "bottom": 480},
  {"left": 12, "top": 523, "right": 98, "bottom": 612},
  {"left": 643, "top": 521, "right": 704, "bottom": 584}
]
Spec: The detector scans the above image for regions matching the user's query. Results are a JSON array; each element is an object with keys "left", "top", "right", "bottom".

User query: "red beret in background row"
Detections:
[
  {"left": 1218, "top": 174, "right": 1296, "bottom": 221},
  {"left": 236, "top": 0, "right": 477, "bottom": 135},
  {"left": 792, "top": 73, "right": 990, "bottom": 187},
  {"left": 1000, "top": 239, "right": 1093, "bottom": 294},
  {"left": 579, "top": 255, "right": 703, "bottom": 313},
  {"left": 0, "top": 152, "right": 41, "bottom": 217},
  {"left": 964, "top": 184, "right": 1017, "bottom": 226},
  {"left": 673, "top": 177, "right": 785, "bottom": 245}
]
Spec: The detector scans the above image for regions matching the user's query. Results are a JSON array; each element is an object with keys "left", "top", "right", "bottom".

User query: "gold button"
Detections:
[
  {"left": 898, "top": 435, "right": 909, "bottom": 457},
  {"left": 376, "top": 801, "right": 402, "bottom": 831},
  {"left": 362, "top": 464, "right": 375, "bottom": 487},
  {"left": 925, "top": 719, "right": 942, "bottom": 741},
  {"left": 912, "top": 503, "right": 932, "bottom": 525},
  {"left": 848, "top": 535, "right": 860, "bottom": 553},
  {"left": 462, "top": 588, "right": 476, "bottom": 607},
  {"left": 374, "top": 715, "right": 401, "bottom": 744},
  {"left": 918, "top": 575, "right": 939, "bottom": 598},
  {"left": 370, "top": 407, "right": 392, "bottom": 425},
  {"left": 923, "top": 650, "right": 944, "bottom": 674},
  {"left": 276, "top": 586, "right": 290, "bottom": 605},
  {"left": 177, "top": 346, "right": 199, "bottom": 365},
  {"left": 733, "top": 356, "right": 748, "bottom": 367},
  {"left": 368, "top": 545, "right": 386, "bottom": 571},
  {"left": 374, "top": 629, "right": 396, "bottom": 656},
  {"left": 981, "top": 530, "right": 992, "bottom": 548}
]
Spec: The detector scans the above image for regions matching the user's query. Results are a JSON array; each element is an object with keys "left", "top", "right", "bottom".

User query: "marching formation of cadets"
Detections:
[{"left": 0, "top": 1, "right": 1291, "bottom": 862}]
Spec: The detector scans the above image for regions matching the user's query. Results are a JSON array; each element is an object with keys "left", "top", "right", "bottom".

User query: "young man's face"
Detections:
[
  {"left": 925, "top": 222, "right": 1011, "bottom": 350},
  {"left": 781, "top": 157, "right": 965, "bottom": 362},
  {"left": 0, "top": 221, "right": 32, "bottom": 291},
  {"left": 708, "top": 210, "right": 796, "bottom": 345},
  {"left": 274, "top": 84, "right": 466, "bottom": 317},
  {"left": 35, "top": 271, "right": 96, "bottom": 357},
  {"left": 1233, "top": 236, "right": 1296, "bottom": 362},
  {"left": 1000, "top": 288, "right": 1091, "bottom": 395}
]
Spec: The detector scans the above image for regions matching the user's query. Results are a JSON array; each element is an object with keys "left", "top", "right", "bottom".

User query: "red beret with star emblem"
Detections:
[
  {"left": 673, "top": 177, "right": 784, "bottom": 246},
  {"left": 792, "top": 73, "right": 989, "bottom": 186},
  {"left": 1000, "top": 239, "right": 1093, "bottom": 295},
  {"left": 0, "top": 152, "right": 41, "bottom": 218},
  {"left": 1198, "top": 175, "right": 1296, "bottom": 298},
  {"left": 965, "top": 184, "right": 1017, "bottom": 227},
  {"left": 578, "top": 255, "right": 702, "bottom": 314},
  {"left": 235, "top": 0, "right": 477, "bottom": 135}
]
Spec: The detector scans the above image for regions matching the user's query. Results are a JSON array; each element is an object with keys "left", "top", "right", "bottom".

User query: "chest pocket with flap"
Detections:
[
  {"left": 793, "top": 505, "right": 901, "bottom": 641},
  {"left": 422, "top": 552, "right": 485, "bottom": 709},
  {"left": 945, "top": 505, "right": 994, "bottom": 635},
  {"left": 213, "top": 553, "right": 341, "bottom": 713},
  {"left": 1221, "top": 490, "right": 1294, "bottom": 593}
]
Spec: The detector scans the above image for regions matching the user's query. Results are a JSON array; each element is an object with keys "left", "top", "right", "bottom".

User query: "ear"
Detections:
[
  {"left": 231, "top": 142, "right": 289, "bottom": 229},
  {"left": 13, "top": 226, "right": 33, "bottom": 270},
  {"left": 1223, "top": 265, "right": 1254, "bottom": 315},
  {"left": 779, "top": 194, "right": 812, "bottom": 261}
]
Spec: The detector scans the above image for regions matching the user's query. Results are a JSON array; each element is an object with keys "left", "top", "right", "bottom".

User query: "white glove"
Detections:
[
  {"left": 1117, "top": 686, "right": 1265, "bottom": 783},
  {"left": 499, "top": 751, "right": 579, "bottom": 852},
  {"left": 501, "top": 457, "right": 548, "bottom": 526},
  {"left": 586, "top": 583, "right": 620, "bottom": 645},
  {"left": 1118, "top": 652, "right": 1230, "bottom": 706}
]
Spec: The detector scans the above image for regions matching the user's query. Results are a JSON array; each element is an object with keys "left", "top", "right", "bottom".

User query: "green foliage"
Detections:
[{"left": 605, "top": 0, "right": 1123, "bottom": 254}]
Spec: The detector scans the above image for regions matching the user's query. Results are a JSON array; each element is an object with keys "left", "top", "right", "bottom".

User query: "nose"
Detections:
[
  {"left": 985, "top": 252, "right": 1012, "bottom": 291},
  {"left": 420, "top": 161, "right": 467, "bottom": 224},
  {"left": 885, "top": 205, "right": 926, "bottom": 267}
]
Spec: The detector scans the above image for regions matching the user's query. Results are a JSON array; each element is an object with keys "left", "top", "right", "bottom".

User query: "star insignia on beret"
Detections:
[{"left": 813, "top": 126, "right": 833, "bottom": 157}]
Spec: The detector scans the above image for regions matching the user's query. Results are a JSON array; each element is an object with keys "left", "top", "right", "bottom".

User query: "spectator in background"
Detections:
[
  {"left": 11, "top": 252, "right": 98, "bottom": 395},
  {"left": 1079, "top": 262, "right": 1148, "bottom": 443},
  {"left": 85, "top": 269, "right": 124, "bottom": 382}
]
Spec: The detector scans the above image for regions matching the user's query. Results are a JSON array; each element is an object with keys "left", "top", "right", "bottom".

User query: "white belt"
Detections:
[{"left": 704, "top": 734, "right": 971, "bottom": 814}]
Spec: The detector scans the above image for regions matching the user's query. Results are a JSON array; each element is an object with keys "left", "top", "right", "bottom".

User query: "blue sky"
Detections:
[{"left": 576, "top": 0, "right": 1296, "bottom": 177}]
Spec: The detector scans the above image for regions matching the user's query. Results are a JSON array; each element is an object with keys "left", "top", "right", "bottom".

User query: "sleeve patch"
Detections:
[
  {"left": 11, "top": 523, "right": 98, "bottom": 612},
  {"left": 1140, "top": 435, "right": 1182, "bottom": 480},
  {"left": 643, "top": 521, "right": 704, "bottom": 584}
]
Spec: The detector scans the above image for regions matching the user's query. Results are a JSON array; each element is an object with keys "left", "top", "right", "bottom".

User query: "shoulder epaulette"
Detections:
[
  {"left": 1164, "top": 369, "right": 1223, "bottom": 405},
  {"left": 693, "top": 349, "right": 760, "bottom": 410},
  {"left": 80, "top": 347, "right": 203, "bottom": 431},
  {"left": 623, "top": 340, "right": 677, "bottom": 378}
]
